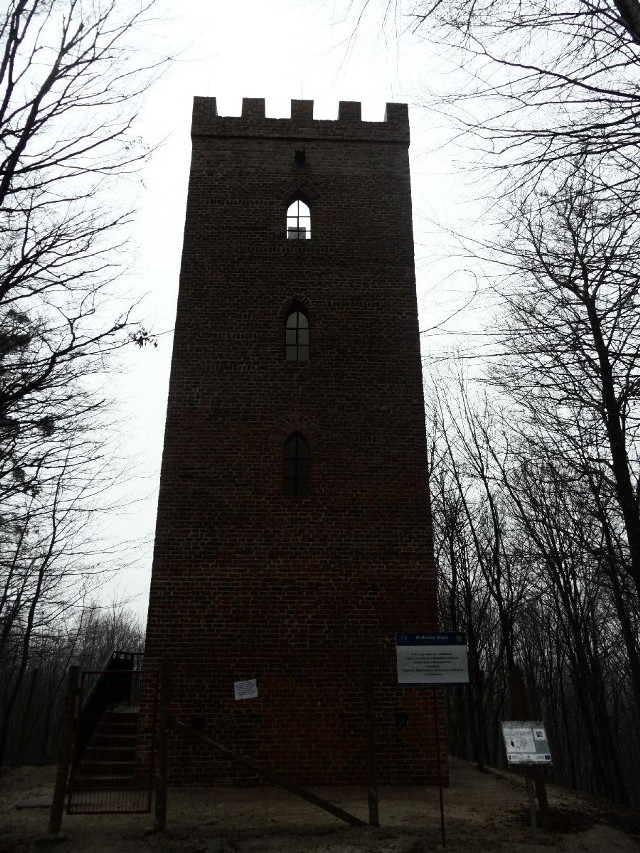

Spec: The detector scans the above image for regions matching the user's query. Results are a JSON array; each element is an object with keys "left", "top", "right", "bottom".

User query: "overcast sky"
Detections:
[{"left": 105, "top": 0, "right": 475, "bottom": 618}]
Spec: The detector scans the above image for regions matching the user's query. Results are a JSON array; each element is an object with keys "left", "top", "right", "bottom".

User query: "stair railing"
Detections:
[{"left": 75, "top": 650, "right": 143, "bottom": 761}]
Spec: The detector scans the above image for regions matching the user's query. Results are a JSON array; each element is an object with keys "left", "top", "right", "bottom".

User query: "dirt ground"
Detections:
[{"left": 2, "top": 757, "right": 640, "bottom": 853}]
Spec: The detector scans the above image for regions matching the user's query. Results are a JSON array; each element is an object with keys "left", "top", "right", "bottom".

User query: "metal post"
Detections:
[
  {"left": 365, "top": 659, "right": 379, "bottom": 827},
  {"left": 526, "top": 773, "right": 539, "bottom": 844},
  {"left": 433, "top": 686, "right": 446, "bottom": 848},
  {"left": 48, "top": 665, "right": 79, "bottom": 836}
]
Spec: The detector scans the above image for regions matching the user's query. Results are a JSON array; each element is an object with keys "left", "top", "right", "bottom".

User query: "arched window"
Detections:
[
  {"left": 285, "top": 309, "right": 309, "bottom": 362},
  {"left": 284, "top": 433, "right": 309, "bottom": 497},
  {"left": 286, "top": 198, "right": 311, "bottom": 239}
]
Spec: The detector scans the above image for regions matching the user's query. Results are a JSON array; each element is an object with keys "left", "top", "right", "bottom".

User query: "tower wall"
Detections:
[{"left": 144, "top": 97, "right": 443, "bottom": 784}]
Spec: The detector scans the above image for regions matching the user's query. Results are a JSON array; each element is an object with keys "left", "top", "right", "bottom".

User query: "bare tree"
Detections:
[
  {"left": 491, "top": 165, "right": 640, "bottom": 605},
  {"left": 0, "top": 0, "right": 164, "bottom": 448},
  {"left": 429, "top": 371, "right": 640, "bottom": 804},
  {"left": 429, "top": 406, "right": 501, "bottom": 768},
  {"left": 429, "top": 380, "right": 540, "bottom": 765},
  {"left": 346, "top": 0, "right": 640, "bottom": 193},
  {"left": 0, "top": 0, "right": 167, "bottom": 766},
  {"left": 344, "top": 0, "right": 640, "bottom": 806},
  {"left": 1, "top": 598, "right": 145, "bottom": 765}
]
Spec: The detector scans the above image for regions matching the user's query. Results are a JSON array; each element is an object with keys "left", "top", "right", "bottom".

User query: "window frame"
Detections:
[
  {"left": 285, "top": 309, "right": 309, "bottom": 363},
  {"left": 286, "top": 198, "right": 311, "bottom": 240},
  {"left": 284, "top": 433, "right": 310, "bottom": 497}
]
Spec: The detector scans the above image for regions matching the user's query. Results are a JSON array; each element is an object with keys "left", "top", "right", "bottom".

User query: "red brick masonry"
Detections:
[{"left": 143, "top": 97, "right": 444, "bottom": 784}]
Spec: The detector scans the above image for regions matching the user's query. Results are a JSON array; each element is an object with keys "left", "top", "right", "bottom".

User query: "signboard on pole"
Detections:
[
  {"left": 501, "top": 721, "right": 552, "bottom": 765},
  {"left": 395, "top": 632, "right": 469, "bottom": 685}
]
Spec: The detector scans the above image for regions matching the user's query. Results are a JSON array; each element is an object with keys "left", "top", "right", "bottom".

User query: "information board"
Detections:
[
  {"left": 395, "top": 632, "right": 469, "bottom": 685},
  {"left": 502, "top": 721, "right": 552, "bottom": 765}
]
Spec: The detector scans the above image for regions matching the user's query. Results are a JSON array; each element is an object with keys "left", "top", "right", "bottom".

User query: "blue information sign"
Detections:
[{"left": 395, "top": 632, "right": 469, "bottom": 685}]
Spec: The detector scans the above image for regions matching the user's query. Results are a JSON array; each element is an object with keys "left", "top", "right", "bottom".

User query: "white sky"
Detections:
[{"left": 104, "top": 0, "right": 477, "bottom": 618}]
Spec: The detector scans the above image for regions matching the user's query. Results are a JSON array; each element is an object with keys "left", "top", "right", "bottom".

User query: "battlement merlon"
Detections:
[{"left": 191, "top": 97, "right": 410, "bottom": 144}]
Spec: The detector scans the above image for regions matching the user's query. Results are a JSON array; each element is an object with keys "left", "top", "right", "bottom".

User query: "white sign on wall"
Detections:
[
  {"left": 234, "top": 678, "right": 258, "bottom": 700},
  {"left": 395, "top": 632, "right": 469, "bottom": 685}
]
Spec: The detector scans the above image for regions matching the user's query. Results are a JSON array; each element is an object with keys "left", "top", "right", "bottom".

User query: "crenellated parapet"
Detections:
[
  {"left": 144, "top": 88, "right": 438, "bottom": 789},
  {"left": 191, "top": 97, "right": 410, "bottom": 143}
]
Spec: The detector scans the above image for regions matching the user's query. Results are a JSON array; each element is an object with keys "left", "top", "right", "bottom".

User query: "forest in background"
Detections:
[
  {"left": 392, "top": 0, "right": 640, "bottom": 809},
  {"left": 1, "top": 0, "right": 640, "bottom": 814},
  {"left": 0, "top": 0, "right": 164, "bottom": 768}
]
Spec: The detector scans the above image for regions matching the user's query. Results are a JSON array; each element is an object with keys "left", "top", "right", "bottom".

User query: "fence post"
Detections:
[
  {"left": 15, "top": 667, "right": 39, "bottom": 765},
  {"left": 48, "top": 665, "right": 79, "bottom": 836}
]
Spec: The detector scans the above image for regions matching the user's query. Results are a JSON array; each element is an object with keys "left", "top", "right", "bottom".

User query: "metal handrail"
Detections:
[{"left": 75, "top": 650, "right": 143, "bottom": 760}]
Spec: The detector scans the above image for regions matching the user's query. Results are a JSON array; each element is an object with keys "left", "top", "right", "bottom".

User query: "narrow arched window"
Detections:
[
  {"left": 284, "top": 433, "right": 309, "bottom": 497},
  {"left": 286, "top": 199, "right": 311, "bottom": 239},
  {"left": 285, "top": 310, "right": 309, "bottom": 362}
]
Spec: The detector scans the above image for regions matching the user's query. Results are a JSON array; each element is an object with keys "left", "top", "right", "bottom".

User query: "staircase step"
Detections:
[
  {"left": 71, "top": 775, "right": 139, "bottom": 790},
  {"left": 98, "top": 717, "right": 138, "bottom": 732},
  {"left": 91, "top": 734, "right": 137, "bottom": 748},
  {"left": 94, "top": 723, "right": 138, "bottom": 736},
  {"left": 70, "top": 707, "right": 141, "bottom": 794},
  {"left": 102, "top": 710, "right": 139, "bottom": 722},
  {"left": 84, "top": 746, "right": 136, "bottom": 762},
  {"left": 77, "top": 760, "right": 135, "bottom": 776}
]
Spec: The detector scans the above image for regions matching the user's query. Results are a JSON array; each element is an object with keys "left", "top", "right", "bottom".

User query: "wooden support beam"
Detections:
[{"left": 170, "top": 718, "right": 367, "bottom": 828}]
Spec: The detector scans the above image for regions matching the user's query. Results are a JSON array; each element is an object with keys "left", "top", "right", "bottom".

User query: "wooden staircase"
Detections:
[
  {"left": 66, "top": 653, "right": 155, "bottom": 813},
  {"left": 72, "top": 710, "right": 139, "bottom": 789}
]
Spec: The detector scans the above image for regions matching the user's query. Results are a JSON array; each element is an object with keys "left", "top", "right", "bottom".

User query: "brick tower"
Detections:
[{"left": 143, "top": 97, "right": 441, "bottom": 784}]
